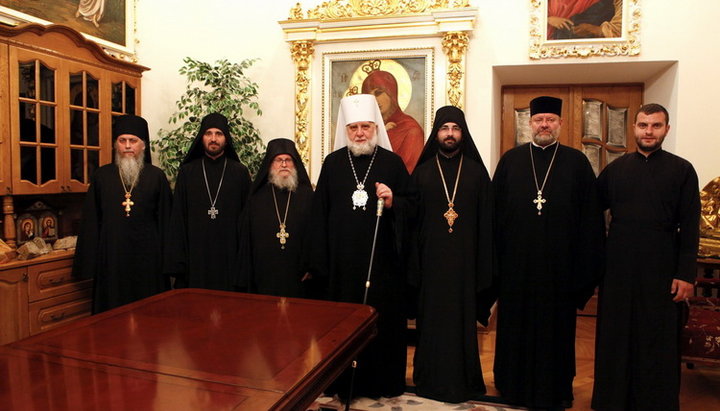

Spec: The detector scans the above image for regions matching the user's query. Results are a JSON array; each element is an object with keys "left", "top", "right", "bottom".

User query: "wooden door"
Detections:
[{"left": 502, "top": 84, "right": 643, "bottom": 175}]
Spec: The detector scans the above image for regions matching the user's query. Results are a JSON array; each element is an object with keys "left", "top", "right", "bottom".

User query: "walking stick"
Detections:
[{"left": 345, "top": 198, "right": 384, "bottom": 411}]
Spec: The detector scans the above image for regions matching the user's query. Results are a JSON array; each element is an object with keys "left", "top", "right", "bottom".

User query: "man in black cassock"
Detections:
[
  {"left": 308, "top": 94, "right": 411, "bottom": 401},
  {"left": 492, "top": 96, "right": 604, "bottom": 410},
  {"left": 408, "top": 106, "right": 493, "bottom": 403},
  {"left": 237, "top": 138, "right": 314, "bottom": 297},
  {"left": 166, "top": 113, "right": 251, "bottom": 291},
  {"left": 74, "top": 115, "right": 172, "bottom": 313},
  {"left": 592, "top": 104, "right": 700, "bottom": 411}
]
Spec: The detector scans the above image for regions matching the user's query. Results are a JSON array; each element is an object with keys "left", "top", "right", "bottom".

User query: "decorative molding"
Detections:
[
  {"left": 289, "top": 40, "right": 315, "bottom": 172},
  {"left": 529, "top": 0, "right": 641, "bottom": 59},
  {"left": 288, "top": 0, "right": 470, "bottom": 20},
  {"left": 441, "top": 31, "right": 468, "bottom": 109}
]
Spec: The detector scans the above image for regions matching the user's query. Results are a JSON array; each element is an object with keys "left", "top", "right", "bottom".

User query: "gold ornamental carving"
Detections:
[
  {"left": 290, "top": 40, "right": 315, "bottom": 171},
  {"left": 289, "top": 0, "right": 470, "bottom": 20},
  {"left": 699, "top": 177, "right": 720, "bottom": 258},
  {"left": 442, "top": 31, "right": 469, "bottom": 109}
]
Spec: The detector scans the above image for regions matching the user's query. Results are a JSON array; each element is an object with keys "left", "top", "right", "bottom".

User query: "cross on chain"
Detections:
[
  {"left": 443, "top": 204, "right": 459, "bottom": 233},
  {"left": 122, "top": 193, "right": 134, "bottom": 217},
  {"left": 533, "top": 190, "right": 546, "bottom": 215},
  {"left": 276, "top": 224, "right": 290, "bottom": 249},
  {"left": 208, "top": 206, "right": 219, "bottom": 219}
]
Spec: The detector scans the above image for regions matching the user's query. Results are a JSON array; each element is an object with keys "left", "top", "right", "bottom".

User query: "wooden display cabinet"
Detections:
[
  {"left": 0, "top": 250, "right": 91, "bottom": 344},
  {"left": 0, "top": 23, "right": 147, "bottom": 247}
]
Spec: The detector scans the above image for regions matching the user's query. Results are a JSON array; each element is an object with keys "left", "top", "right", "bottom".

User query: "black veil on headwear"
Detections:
[
  {"left": 251, "top": 138, "right": 311, "bottom": 194},
  {"left": 113, "top": 114, "right": 152, "bottom": 164},
  {"left": 416, "top": 105, "right": 484, "bottom": 168},
  {"left": 181, "top": 113, "right": 241, "bottom": 165}
]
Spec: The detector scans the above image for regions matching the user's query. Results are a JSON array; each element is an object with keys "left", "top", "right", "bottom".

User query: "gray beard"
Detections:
[
  {"left": 115, "top": 150, "right": 144, "bottom": 187},
  {"left": 347, "top": 139, "right": 377, "bottom": 157},
  {"left": 269, "top": 168, "right": 299, "bottom": 192}
]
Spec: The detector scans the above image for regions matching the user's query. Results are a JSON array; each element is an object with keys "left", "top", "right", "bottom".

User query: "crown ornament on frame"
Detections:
[{"left": 289, "top": 0, "right": 470, "bottom": 20}]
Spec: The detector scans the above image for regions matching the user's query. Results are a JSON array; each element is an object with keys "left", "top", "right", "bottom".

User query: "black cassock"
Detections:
[
  {"left": 592, "top": 150, "right": 700, "bottom": 411},
  {"left": 308, "top": 146, "right": 411, "bottom": 399},
  {"left": 409, "top": 153, "right": 493, "bottom": 403},
  {"left": 493, "top": 143, "right": 603, "bottom": 408},
  {"left": 239, "top": 183, "right": 313, "bottom": 297},
  {"left": 73, "top": 164, "right": 172, "bottom": 313},
  {"left": 166, "top": 154, "right": 251, "bottom": 291}
]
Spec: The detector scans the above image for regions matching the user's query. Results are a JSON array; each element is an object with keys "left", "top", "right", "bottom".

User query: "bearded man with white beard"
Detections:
[
  {"left": 307, "top": 94, "right": 412, "bottom": 401},
  {"left": 236, "top": 138, "right": 314, "bottom": 298},
  {"left": 73, "top": 115, "right": 172, "bottom": 313}
]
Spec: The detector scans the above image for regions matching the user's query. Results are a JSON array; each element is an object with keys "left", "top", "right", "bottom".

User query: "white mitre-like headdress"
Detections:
[{"left": 333, "top": 94, "right": 392, "bottom": 152}]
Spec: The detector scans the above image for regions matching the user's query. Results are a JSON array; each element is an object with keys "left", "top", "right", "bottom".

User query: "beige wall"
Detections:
[{"left": 138, "top": 0, "right": 720, "bottom": 186}]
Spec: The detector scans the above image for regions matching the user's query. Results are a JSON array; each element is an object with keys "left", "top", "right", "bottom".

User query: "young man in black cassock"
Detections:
[
  {"left": 408, "top": 106, "right": 493, "bottom": 403},
  {"left": 166, "top": 113, "right": 251, "bottom": 291},
  {"left": 592, "top": 104, "right": 700, "bottom": 411},
  {"left": 74, "top": 115, "right": 172, "bottom": 313},
  {"left": 307, "top": 94, "right": 411, "bottom": 401},
  {"left": 492, "top": 96, "right": 604, "bottom": 410},
  {"left": 236, "top": 138, "right": 314, "bottom": 297}
]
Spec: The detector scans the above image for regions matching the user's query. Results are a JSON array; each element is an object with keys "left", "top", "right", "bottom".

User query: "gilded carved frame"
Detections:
[
  {"left": 279, "top": 0, "right": 476, "bottom": 178},
  {"left": 529, "top": 0, "right": 641, "bottom": 59}
]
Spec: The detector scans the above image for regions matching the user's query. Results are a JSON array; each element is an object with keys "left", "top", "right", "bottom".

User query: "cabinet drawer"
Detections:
[
  {"left": 28, "top": 258, "right": 92, "bottom": 302},
  {"left": 28, "top": 289, "right": 92, "bottom": 335}
]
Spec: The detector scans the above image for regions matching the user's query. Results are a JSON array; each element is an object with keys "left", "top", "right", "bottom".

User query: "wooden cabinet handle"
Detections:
[
  {"left": 48, "top": 277, "right": 66, "bottom": 285},
  {"left": 48, "top": 312, "right": 66, "bottom": 322}
]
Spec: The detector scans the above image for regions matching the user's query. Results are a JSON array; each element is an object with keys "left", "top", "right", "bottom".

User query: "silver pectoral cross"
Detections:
[
  {"left": 533, "top": 190, "right": 546, "bottom": 215},
  {"left": 208, "top": 206, "right": 219, "bottom": 219}
]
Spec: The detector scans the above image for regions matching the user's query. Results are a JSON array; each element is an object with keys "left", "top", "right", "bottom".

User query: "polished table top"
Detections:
[{"left": 2, "top": 289, "right": 377, "bottom": 410}]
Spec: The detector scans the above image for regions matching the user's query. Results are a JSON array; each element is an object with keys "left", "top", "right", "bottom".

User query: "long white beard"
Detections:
[
  {"left": 115, "top": 150, "right": 144, "bottom": 187},
  {"left": 347, "top": 138, "right": 377, "bottom": 157},
  {"left": 269, "top": 168, "right": 299, "bottom": 192}
]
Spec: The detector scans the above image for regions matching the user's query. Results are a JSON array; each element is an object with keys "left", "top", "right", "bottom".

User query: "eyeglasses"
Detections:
[
  {"left": 273, "top": 157, "right": 294, "bottom": 165},
  {"left": 439, "top": 125, "right": 461, "bottom": 132}
]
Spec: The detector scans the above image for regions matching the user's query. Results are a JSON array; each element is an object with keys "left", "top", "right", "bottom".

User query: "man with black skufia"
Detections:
[
  {"left": 166, "top": 113, "right": 251, "bottom": 291},
  {"left": 408, "top": 105, "right": 494, "bottom": 403},
  {"left": 74, "top": 114, "right": 172, "bottom": 313},
  {"left": 236, "top": 138, "right": 314, "bottom": 297},
  {"left": 307, "top": 94, "right": 412, "bottom": 401},
  {"left": 492, "top": 96, "right": 604, "bottom": 410},
  {"left": 592, "top": 103, "right": 701, "bottom": 411}
]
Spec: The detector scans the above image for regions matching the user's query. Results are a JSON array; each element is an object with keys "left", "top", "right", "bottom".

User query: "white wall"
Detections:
[{"left": 137, "top": 0, "right": 720, "bottom": 186}]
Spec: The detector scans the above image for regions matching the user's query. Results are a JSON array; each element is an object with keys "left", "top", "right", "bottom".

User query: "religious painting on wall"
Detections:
[
  {"left": 0, "top": 0, "right": 136, "bottom": 57},
  {"left": 323, "top": 49, "right": 434, "bottom": 158},
  {"left": 529, "top": 0, "right": 641, "bottom": 58}
]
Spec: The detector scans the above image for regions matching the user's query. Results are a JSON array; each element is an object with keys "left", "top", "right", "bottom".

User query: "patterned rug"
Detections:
[{"left": 310, "top": 393, "right": 527, "bottom": 411}]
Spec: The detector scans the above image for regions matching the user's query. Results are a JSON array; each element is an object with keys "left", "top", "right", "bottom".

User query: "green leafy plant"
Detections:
[{"left": 153, "top": 57, "right": 265, "bottom": 181}]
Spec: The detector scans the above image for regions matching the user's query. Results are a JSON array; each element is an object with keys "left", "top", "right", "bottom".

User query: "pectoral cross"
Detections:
[
  {"left": 208, "top": 206, "right": 219, "bottom": 219},
  {"left": 533, "top": 190, "right": 546, "bottom": 215},
  {"left": 122, "top": 193, "right": 134, "bottom": 217},
  {"left": 443, "top": 203, "right": 459, "bottom": 233},
  {"left": 276, "top": 224, "right": 290, "bottom": 249}
]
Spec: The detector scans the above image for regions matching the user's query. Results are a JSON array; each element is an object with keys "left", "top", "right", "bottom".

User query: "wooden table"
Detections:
[{"left": 1, "top": 289, "right": 377, "bottom": 410}]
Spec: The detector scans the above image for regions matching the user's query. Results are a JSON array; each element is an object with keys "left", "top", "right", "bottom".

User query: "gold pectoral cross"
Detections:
[
  {"left": 122, "top": 193, "right": 134, "bottom": 217},
  {"left": 533, "top": 190, "right": 546, "bottom": 215},
  {"left": 276, "top": 224, "right": 290, "bottom": 249},
  {"left": 443, "top": 203, "right": 458, "bottom": 233}
]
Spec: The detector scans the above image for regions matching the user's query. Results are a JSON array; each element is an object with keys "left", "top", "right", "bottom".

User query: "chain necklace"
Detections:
[
  {"left": 118, "top": 170, "right": 136, "bottom": 217},
  {"left": 202, "top": 157, "right": 228, "bottom": 219},
  {"left": 529, "top": 142, "right": 559, "bottom": 215},
  {"left": 348, "top": 146, "right": 378, "bottom": 210},
  {"left": 271, "top": 185, "right": 291, "bottom": 249},
  {"left": 436, "top": 154, "right": 463, "bottom": 233}
]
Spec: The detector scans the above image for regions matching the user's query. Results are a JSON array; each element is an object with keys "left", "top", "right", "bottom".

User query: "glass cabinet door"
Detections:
[
  {"left": 67, "top": 70, "right": 102, "bottom": 191},
  {"left": 12, "top": 52, "right": 62, "bottom": 194}
]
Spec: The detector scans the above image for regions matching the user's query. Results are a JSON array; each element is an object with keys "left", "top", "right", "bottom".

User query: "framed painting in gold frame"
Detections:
[
  {"left": 529, "top": 0, "right": 640, "bottom": 59},
  {"left": 0, "top": 0, "right": 137, "bottom": 59},
  {"left": 321, "top": 48, "right": 435, "bottom": 159}
]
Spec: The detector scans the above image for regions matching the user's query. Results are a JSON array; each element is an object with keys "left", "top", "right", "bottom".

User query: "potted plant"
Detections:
[{"left": 153, "top": 57, "right": 265, "bottom": 181}]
